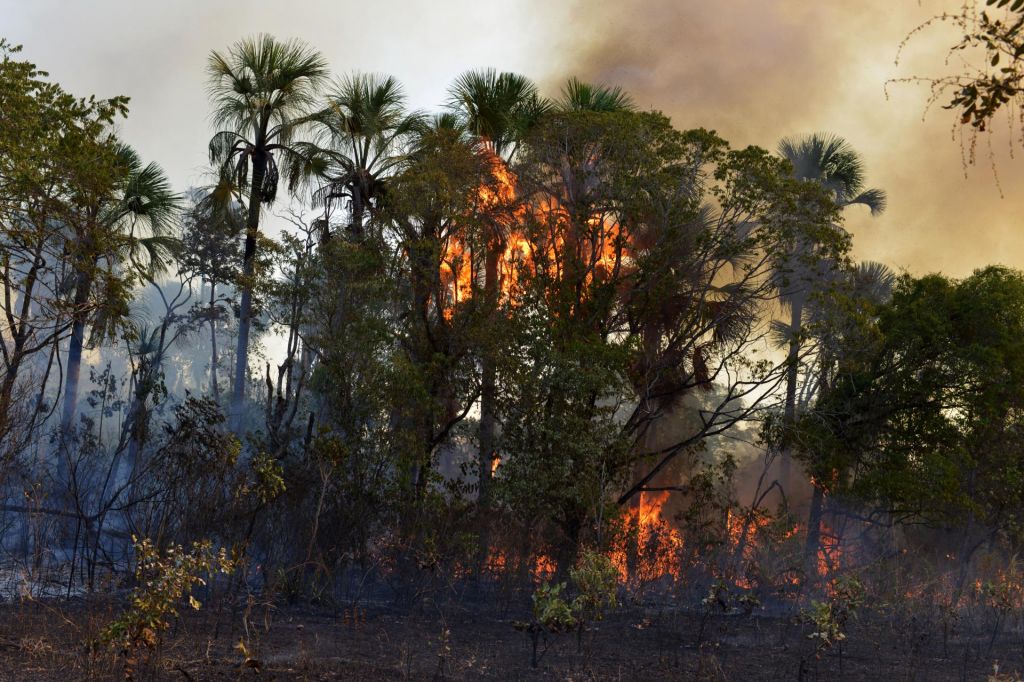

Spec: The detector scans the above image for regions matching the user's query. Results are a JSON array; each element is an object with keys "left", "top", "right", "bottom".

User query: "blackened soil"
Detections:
[{"left": 0, "top": 597, "right": 1018, "bottom": 680}]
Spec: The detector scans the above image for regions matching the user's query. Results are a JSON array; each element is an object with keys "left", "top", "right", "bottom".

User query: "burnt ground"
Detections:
[{"left": 0, "top": 595, "right": 1020, "bottom": 681}]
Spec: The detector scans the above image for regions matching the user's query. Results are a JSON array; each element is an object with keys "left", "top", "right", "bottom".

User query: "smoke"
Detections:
[{"left": 535, "top": 0, "right": 1024, "bottom": 279}]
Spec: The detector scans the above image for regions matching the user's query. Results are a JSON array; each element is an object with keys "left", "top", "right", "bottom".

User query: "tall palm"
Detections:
[
  {"left": 446, "top": 70, "right": 549, "bottom": 507},
  {"left": 775, "top": 133, "right": 885, "bottom": 441},
  {"left": 556, "top": 77, "right": 635, "bottom": 113},
  {"left": 775, "top": 134, "right": 886, "bottom": 573},
  {"left": 206, "top": 34, "right": 328, "bottom": 433},
  {"left": 306, "top": 73, "right": 423, "bottom": 240},
  {"left": 447, "top": 69, "right": 550, "bottom": 160},
  {"left": 60, "top": 143, "right": 180, "bottom": 438}
]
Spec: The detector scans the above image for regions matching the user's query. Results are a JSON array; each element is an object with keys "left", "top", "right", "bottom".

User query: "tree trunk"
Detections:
[
  {"left": 477, "top": 245, "right": 500, "bottom": 509},
  {"left": 60, "top": 267, "right": 95, "bottom": 435},
  {"left": 208, "top": 282, "right": 220, "bottom": 403},
  {"left": 780, "top": 295, "right": 803, "bottom": 488},
  {"left": 803, "top": 483, "right": 824, "bottom": 582},
  {"left": 229, "top": 157, "right": 266, "bottom": 434}
]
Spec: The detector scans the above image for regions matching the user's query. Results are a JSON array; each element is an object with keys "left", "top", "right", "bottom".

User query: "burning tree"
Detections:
[{"left": 478, "top": 110, "right": 844, "bottom": 572}]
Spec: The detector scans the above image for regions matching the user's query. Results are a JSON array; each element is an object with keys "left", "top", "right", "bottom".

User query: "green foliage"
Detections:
[
  {"left": 802, "top": 575, "right": 865, "bottom": 655},
  {"left": 245, "top": 452, "right": 286, "bottom": 503},
  {"left": 100, "top": 538, "right": 235, "bottom": 677},
  {"left": 515, "top": 551, "right": 620, "bottom": 649},
  {"left": 531, "top": 581, "right": 578, "bottom": 633},
  {"left": 569, "top": 549, "right": 620, "bottom": 622},
  {"left": 797, "top": 266, "right": 1024, "bottom": 540}
]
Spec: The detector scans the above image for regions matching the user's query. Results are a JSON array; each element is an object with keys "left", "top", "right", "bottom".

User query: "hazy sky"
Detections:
[{"left": 3, "top": 0, "right": 1019, "bottom": 278}]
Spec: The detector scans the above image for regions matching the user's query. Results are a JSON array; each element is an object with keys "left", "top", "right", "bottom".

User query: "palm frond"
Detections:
[
  {"left": 446, "top": 68, "right": 548, "bottom": 158},
  {"left": 847, "top": 187, "right": 887, "bottom": 216},
  {"left": 558, "top": 77, "right": 635, "bottom": 113}
]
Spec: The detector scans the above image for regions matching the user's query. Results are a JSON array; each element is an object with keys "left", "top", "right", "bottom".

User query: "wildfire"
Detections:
[
  {"left": 439, "top": 150, "right": 629, "bottom": 318},
  {"left": 817, "top": 522, "right": 843, "bottom": 579},
  {"left": 533, "top": 554, "right": 557, "bottom": 582},
  {"left": 610, "top": 491, "right": 684, "bottom": 584}
]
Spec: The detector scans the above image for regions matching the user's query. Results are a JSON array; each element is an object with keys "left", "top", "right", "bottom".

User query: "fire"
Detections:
[
  {"left": 532, "top": 554, "right": 557, "bottom": 582},
  {"left": 817, "top": 522, "right": 843, "bottom": 579},
  {"left": 639, "top": 490, "right": 670, "bottom": 526},
  {"left": 610, "top": 491, "right": 684, "bottom": 584},
  {"left": 439, "top": 150, "right": 629, "bottom": 318},
  {"left": 440, "top": 236, "right": 473, "bottom": 317},
  {"left": 483, "top": 547, "right": 558, "bottom": 583}
]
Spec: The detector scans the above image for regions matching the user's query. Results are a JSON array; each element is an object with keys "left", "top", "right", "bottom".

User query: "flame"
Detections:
[
  {"left": 440, "top": 236, "right": 473, "bottom": 318},
  {"left": 439, "top": 150, "right": 629, "bottom": 318},
  {"left": 532, "top": 554, "right": 557, "bottom": 582},
  {"left": 610, "top": 491, "right": 684, "bottom": 584},
  {"left": 490, "top": 455, "right": 500, "bottom": 475},
  {"left": 726, "top": 508, "right": 775, "bottom": 589},
  {"left": 817, "top": 522, "right": 843, "bottom": 579}
]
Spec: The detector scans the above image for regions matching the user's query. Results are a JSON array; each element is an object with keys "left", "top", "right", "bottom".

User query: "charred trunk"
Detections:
[
  {"left": 229, "top": 155, "right": 266, "bottom": 434},
  {"left": 780, "top": 295, "right": 803, "bottom": 489}
]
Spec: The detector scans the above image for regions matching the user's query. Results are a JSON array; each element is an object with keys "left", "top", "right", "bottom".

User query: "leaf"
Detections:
[{"left": 188, "top": 595, "right": 201, "bottom": 610}]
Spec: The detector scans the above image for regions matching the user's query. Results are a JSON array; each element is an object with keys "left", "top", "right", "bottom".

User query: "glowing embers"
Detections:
[{"left": 483, "top": 547, "right": 558, "bottom": 583}]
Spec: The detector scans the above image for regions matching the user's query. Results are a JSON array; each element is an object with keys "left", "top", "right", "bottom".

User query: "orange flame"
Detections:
[
  {"left": 440, "top": 150, "right": 629, "bottom": 318},
  {"left": 610, "top": 491, "right": 684, "bottom": 584}
]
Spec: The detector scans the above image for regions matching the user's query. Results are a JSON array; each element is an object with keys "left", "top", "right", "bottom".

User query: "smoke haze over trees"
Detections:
[{"left": 3, "top": 11, "right": 1024, "bottom": 678}]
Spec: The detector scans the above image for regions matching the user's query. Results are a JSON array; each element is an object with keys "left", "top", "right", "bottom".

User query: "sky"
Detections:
[{"left": 2, "top": 0, "right": 1021, "bottom": 278}]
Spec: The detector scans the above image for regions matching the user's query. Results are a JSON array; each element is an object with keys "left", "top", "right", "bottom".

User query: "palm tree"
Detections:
[
  {"left": 306, "top": 73, "right": 423, "bottom": 240},
  {"left": 556, "top": 77, "right": 635, "bottom": 113},
  {"left": 60, "top": 143, "right": 180, "bottom": 438},
  {"left": 773, "top": 134, "right": 886, "bottom": 574},
  {"left": 206, "top": 34, "right": 328, "bottom": 433},
  {"left": 775, "top": 133, "right": 885, "bottom": 460},
  {"left": 447, "top": 69, "right": 550, "bottom": 160},
  {"left": 446, "top": 69, "right": 549, "bottom": 508}
]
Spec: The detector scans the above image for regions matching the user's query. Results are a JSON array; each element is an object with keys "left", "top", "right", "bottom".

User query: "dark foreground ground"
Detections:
[{"left": 0, "top": 596, "right": 1020, "bottom": 681}]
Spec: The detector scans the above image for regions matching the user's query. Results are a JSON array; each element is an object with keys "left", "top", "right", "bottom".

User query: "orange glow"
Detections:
[
  {"left": 440, "top": 236, "right": 473, "bottom": 318},
  {"left": 610, "top": 491, "right": 684, "bottom": 584},
  {"left": 485, "top": 549, "right": 508, "bottom": 575},
  {"left": 726, "top": 508, "right": 774, "bottom": 589},
  {"left": 532, "top": 554, "right": 557, "bottom": 582},
  {"left": 439, "top": 150, "right": 629, "bottom": 318},
  {"left": 817, "top": 522, "right": 843, "bottom": 579}
]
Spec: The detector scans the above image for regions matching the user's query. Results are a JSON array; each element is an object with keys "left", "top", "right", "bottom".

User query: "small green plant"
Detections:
[
  {"left": 514, "top": 580, "right": 577, "bottom": 668},
  {"left": 514, "top": 550, "right": 621, "bottom": 667},
  {"left": 569, "top": 549, "right": 619, "bottom": 653},
  {"left": 243, "top": 451, "right": 286, "bottom": 502},
  {"left": 99, "top": 537, "right": 235, "bottom": 680},
  {"left": 801, "top": 574, "right": 865, "bottom": 671}
]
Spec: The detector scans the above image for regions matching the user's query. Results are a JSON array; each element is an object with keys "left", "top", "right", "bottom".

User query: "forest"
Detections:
[{"left": 3, "top": 4, "right": 1024, "bottom": 678}]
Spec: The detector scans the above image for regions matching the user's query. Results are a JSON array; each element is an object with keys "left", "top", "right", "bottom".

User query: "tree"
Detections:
[
  {"left": 59, "top": 143, "right": 180, "bottom": 440},
  {"left": 796, "top": 266, "right": 1024, "bottom": 594},
  {"left": 896, "top": 0, "right": 1024, "bottom": 163},
  {"left": 492, "top": 111, "right": 842, "bottom": 562},
  {"left": 179, "top": 186, "right": 243, "bottom": 403},
  {"left": 0, "top": 41, "right": 128, "bottom": 457},
  {"left": 206, "top": 34, "right": 328, "bottom": 433},
  {"left": 374, "top": 123, "right": 496, "bottom": 512},
  {"left": 555, "top": 77, "right": 635, "bottom": 113},
  {"left": 774, "top": 133, "right": 885, "bottom": 484},
  {"left": 307, "top": 73, "right": 422, "bottom": 240},
  {"left": 790, "top": 259, "right": 896, "bottom": 574},
  {"left": 446, "top": 69, "right": 550, "bottom": 509}
]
